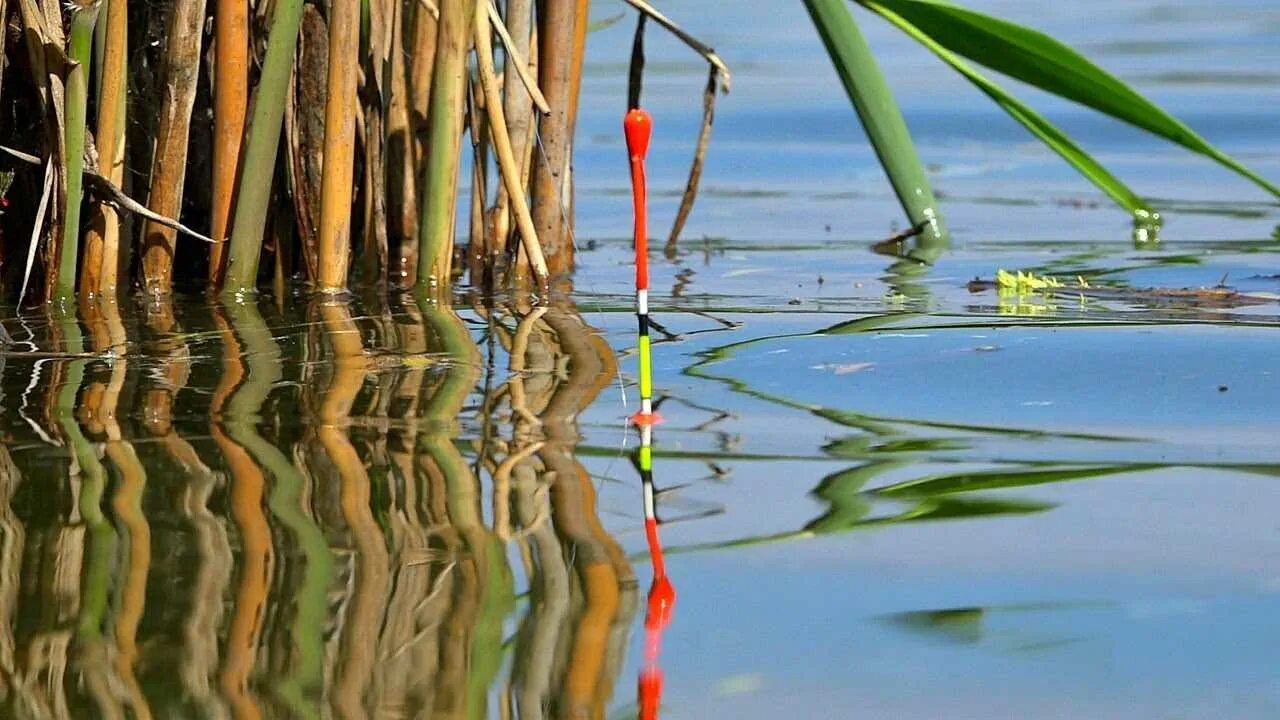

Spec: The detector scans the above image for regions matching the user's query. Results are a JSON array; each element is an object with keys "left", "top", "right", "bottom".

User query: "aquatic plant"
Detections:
[
  {"left": 0, "top": 1, "right": 722, "bottom": 303},
  {"left": 811, "top": 0, "right": 1280, "bottom": 237}
]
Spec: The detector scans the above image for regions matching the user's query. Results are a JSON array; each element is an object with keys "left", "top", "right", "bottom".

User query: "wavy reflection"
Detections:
[{"left": 0, "top": 294, "right": 642, "bottom": 717}]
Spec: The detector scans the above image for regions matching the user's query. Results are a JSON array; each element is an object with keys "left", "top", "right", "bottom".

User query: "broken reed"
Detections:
[{"left": 2, "top": 1, "right": 724, "bottom": 303}]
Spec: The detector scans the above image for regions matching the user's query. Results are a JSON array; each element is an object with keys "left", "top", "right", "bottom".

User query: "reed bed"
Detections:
[{"left": 0, "top": 0, "right": 724, "bottom": 304}]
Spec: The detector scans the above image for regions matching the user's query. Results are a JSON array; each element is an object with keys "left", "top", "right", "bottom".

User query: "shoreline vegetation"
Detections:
[{"left": 0, "top": 0, "right": 725, "bottom": 307}]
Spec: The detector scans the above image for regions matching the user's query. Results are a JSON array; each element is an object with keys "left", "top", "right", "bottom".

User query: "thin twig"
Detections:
[
  {"left": 620, "top": 0, "right": 731, "bottom": 91},
  {"left": 2, "top": 143, "right": 217, "bottom": 244},
  {"left": 666, "top": 65, "right": 717, "bottom": 250},
  {"left": 486, "top": 1, "right": 550, "bottom": 115},
  {"left": 84, "top": 171, "right": 219, "bottom": 243}
]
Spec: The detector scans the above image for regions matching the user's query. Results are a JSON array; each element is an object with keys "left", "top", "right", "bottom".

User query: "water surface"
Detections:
[{"left": 1, "top": 0, "right": 1279, "bottom": 717}]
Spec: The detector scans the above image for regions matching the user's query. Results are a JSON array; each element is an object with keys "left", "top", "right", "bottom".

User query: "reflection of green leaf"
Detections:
[
  {"left": 875, "top": 464, "right": 1158, "bottom": 497},
  {"left": 823, "top": 435, "right": 970, "bottom": 457},
  {"left": 890, "top": 607, "right": 985, "bottom": 643},
  {"left": 889, "top": 495, "right": 1056, "bottom": 522},
  {"left": 805, "top": 464, "right": 897, "bottom": 534},
  {"left": 859, "top": 0, "right": 1280, "bottom": 199},
  {"left": 863, "top": 1, "right": 1152, "bottom": 217}
]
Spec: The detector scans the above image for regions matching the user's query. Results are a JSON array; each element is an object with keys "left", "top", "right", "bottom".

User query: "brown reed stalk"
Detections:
[
  {"left": 396, "top": 2, "right": 439, "bottom": 285},
  {"left": 530, "top": 0, "right": 575, "bottom": 275},
  {"left": 317, "top": 0, "right": 360, "bottom": 291},
  {"left": 386, "top": 0, "right": 418, "bottom": 267},
  {"left": 475, "top": 5, "right": 549, "bottom": 287},
  {"left": 81, "top": 0, "right": 126, "bottom": 299},
  {"left": 491, "top": 0, "right": 533, "bottom": 251},
  {"left": 360, "top": 0, "right": 395, "bottom": 285},
  {"left": 140, "top": 0, "right": 207, "bottom": 296},
  {"left": 210, "top": 0, "right": 249, "bottom": 284}
]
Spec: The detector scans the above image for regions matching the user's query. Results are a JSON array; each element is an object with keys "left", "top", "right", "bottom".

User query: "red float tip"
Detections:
[
  {"left": 625, "top": 108, "right": 653, "bottom": 159},
  {"left": 630, "top": 409, "right": 664, "bottom": 426}
]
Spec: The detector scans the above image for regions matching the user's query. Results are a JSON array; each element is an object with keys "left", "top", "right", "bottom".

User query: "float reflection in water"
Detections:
[{"left": 0, "top": 294, "right": 638, "bottom": 718}]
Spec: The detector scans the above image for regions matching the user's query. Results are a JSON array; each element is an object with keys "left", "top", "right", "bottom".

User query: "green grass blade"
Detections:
[
  {"left": 803, "top": 0, "right": 946, "bottom": 244},
  {"left": 858, "top": 0, "right": 1280, "bottom": 199},
  {"left": 862, "top": 0, "right": 1154, "bottom": 219}
]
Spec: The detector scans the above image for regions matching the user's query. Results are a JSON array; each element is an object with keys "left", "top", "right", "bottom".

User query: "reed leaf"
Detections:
[
  {"left": 862, "top": 0, "right": 1153, "bottom": 219},
  {"left": 804, "top": 0, "right": 946, "bottom": 244},
  {"left": 858, "top": 0, "right": 1280, "bottom": 199}
]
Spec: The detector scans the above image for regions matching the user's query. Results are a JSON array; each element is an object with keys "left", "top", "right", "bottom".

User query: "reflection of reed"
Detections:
[
  {"left": 0, "top": 446, "right": 23, "bottom": 709},
  {"left": 212, "top": 303, "right": 273, "bottom": 720},
  {"left": 312, "top": 300, "right": 390, "bottom": 718},
  {"left": 0, "top": 294, "right": 641, "bottom": 718}
]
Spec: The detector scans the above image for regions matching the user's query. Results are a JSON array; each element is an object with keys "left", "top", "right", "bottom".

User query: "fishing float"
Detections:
[{"left": 625, "top": 105, "right": 675, "bottom": 720}]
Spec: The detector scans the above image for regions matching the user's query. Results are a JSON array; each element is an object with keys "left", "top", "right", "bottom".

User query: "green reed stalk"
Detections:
[
  {"left": 221, "top": 0, "right": 306, "bottom": 295},
  {"left": 416, "top": 0, "right": 475, "bottom": 288},
  {"left": 57, "top": 4, "right": 101, "bottom": 304},
  {"left": 804, "top": 0, "right": 946, "bottom": 245}
]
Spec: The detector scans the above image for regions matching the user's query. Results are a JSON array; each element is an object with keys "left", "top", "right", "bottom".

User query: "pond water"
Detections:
[{"left": 1, "top": 0, "right": 1279, "bottom": 717}]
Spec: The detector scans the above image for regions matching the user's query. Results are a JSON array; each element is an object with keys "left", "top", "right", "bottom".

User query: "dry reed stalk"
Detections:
[
  {"left": 475, "top": 5, "right": 548, "bottom": 287},
  {"left": 18, "top": 0, "right": 68, "bottom": 302},
  {"left": 491, "top": 0, "right": 534, "bottom": 257},
  {"left": 81, "top": 0, "right": 126, "bottom": 298},
  {"left": 360, "top": 0, "right": 395, "bottom": 284},
  {"left": 562, "top": 0, "right": 589, "bottom": 224},
  {"left": 210, "top": 0, "right": 249, "bottom": 284},
  {"left": 140, "top": 0, "right": 207, "bottom": 296},
  {"left": 530, "top": 0, "right": 575, "bottom": 274},
  {"left": 416, "top": 0, "right": 475, "bottom": 287},
  {"left": 386, "top": 0, "right": 418, "bottom": 262},
  {"left": 398, "top": 4, "right": 439, "bottom": 285},
  {"left": 666, "top": 66, "right": 717, "bottom": 252},
  {"left": 285, "top": 6, "right": 328, "bottom": 283},
  {"left": 317, "top": 0, "right": 360, "bottom": 290}
]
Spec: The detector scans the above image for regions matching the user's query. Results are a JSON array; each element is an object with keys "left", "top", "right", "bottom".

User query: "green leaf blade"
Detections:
[
  {"left": 860, "top": 0, "right": 1280, "bottom": 199},
  {"left": 863, "top": 0, "right": 1153, "bottom": 217}
]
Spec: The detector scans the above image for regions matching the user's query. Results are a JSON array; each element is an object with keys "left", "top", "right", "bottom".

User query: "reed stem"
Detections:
[
  {"left": 222, "top": 0, "right": 307, "bottom": 295},
  {"left": 142, "top": 0, "right": 208, "bottom": 296},
  {"left": 416, "top": 0, "right": 475, "bottom": 288},
  {"left": 210, "top": 0, "right": 249, "bottom": 284},
  {"left": 475, "top": 4, "right": 549, "bottom": 287},
  {"left": 317, "top": 0, "right": 360, "bottom": 291},
  {"left": 81, "top": 0, "right": 125, "bottom": 299},
  {"left": 57, "top": 3, "right": 101, "bottom": 304}
]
